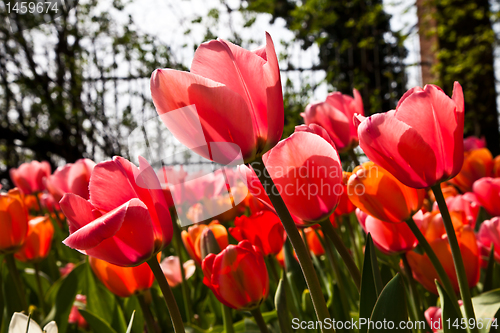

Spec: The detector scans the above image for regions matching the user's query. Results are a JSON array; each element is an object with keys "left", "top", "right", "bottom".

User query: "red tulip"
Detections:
[
  {"left": 14, "top": 216, "right": 54, "bottom": 263},
  {"left": 160, "top": 256, "right": 196, "bottom": 287},
  {"left": 304, "top": 227, "right": 325, "bottom": 256},
  {"left": 89, "top": 255, "right": 157, "bottom": 297},
  {"left": 355, "top": 82, "right": 464, "bottom": 189},
  {"left": 181, "top": 221, "right": 228, "bottom": 265},
  {"left": 356, "top": 209, "right": 420, "bottom": 255},
  {"left": 477, "top": 217, "right": 500, "bottom": 264},
  {"left": 68, "top": 294, "right": 88, "bottom": 329},
  {"left": 151, "top": 33, "right": 283, "bottom": 164},
  {"left": 230, "top": 210, "right": 285, "bottom": 256},
  {"left": 301, "top": 89, "right": 364, "bottom": 152},
  {"left": 10, "top": 161, "right": 51, "bottom": 194},
  {"left": 347, "top": 162, "right": 425, "bottom": 223},
  {"left": 202, "top": 240, "right": 268, "bottom": 310},
  {"left": 45, "top": 158, "right": 96, "bottom": 202},
  {"left": 449, "top": 148, "right": 493, "bottom": 192},
  {"left": 0, "top": 188, "right": 29, "bottom": 254},
  {"left": 463, "top": 136, "right": 486, "bottom": 152},
  {"left": 60, "top": 156, "right": 172, "bottom": 267},
  {"left": 247, "top": 129, "right": 343, "bottom": 223},
  {"left": 472, "top": 177, "right": 500, "bottom": 216}
]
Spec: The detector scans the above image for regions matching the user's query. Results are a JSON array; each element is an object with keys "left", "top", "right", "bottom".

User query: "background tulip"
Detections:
[
  {"left": 304, "top": 227, "right": 325, "bottom": 256},
  {"left": 160, "top": 256, "right": 196, "bottom": 287},
  {"left": 151, "top": 32, "right": 283, "bottom": 164},
  {"left": 356, "top": 82, "right": 464, "bottom": 189},
  {"left": 472, "top": 177, "right": 500, "bottom": 216},
  {"left": 463, "top": 136, "right": 486, "bottom": 152},
  {"left": 301, "top": 89, "right": 364, "bottom": 152},
  {"left": 181, "top": 221, "right": 228, "bottom": 265},
  {"left": 14, "top": 216, "right": 54, "bottom": 263},
  {"left": 477, "top": 217, "right": 500, "bottom": 264},
  {"left": 494, "top": 155, "right": 500, "bottom": 178},
  {"left": 356, "top": 209, "right": 419, "bottom": 255},
  {"left": 89, "top": 255, "right": 157, "bottom": 297},
  {"left": 45, "top": 158, "right": 96, "bottom": 202},
  {"left": 333, "top": 172, "right": 356, "bottom": 217},
  {"left": 9, "top": 161, "right": 51, "bottom": 195},
  {"left": 0, "top": 189, "right": 29, "bottom": 254},
  {"left": 68, "top": 294, "right": 88, "bottom": 329},
  {"left": 202, "top": 240, "right": 268, "bottom": 310},
  {"left": 431, "top": 194, "right": 479, "bottom": 227},
  {"left": 230, "top": 210, "right": 285, "bottom": 256},
  {"left": 347, "top": 162, "right": 425, "bottom": 223},
  {"left": 61, "top": 156, "right": 172, "bottom": 267},
  {"left": 449, "top": 148, "right": 493, "bottom": 192}
]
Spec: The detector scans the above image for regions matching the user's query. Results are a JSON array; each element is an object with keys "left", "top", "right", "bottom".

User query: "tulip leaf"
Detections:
[
  {"left": 436, "top": 281, "right": 467, "bottom": 333},
  {"left": 123, "top": 296, "right": 145, "bottom": 333},
  {"left": 275, "top": 278, "right": 292, "bottom": 333},
  {"left": 368, "top": 274, "right": 410, "bottom": 333},
  {"left": 78, "top": 309, "right": 118, "bottom": 333},
  {"left": 462, "top": 288, "right": 500, "bottom": 333},
  {"left": 21, "top": 268, "right": 51, "bottom": 297},
  {"left": 359, "top": 233, "right": 383, "bottom": 333},
  {"left": 51, "top": 263, "right": 80, "bottom": 333},
  {"left": 111, "top": 298, "right": 128, "bottom": 333},
  {"left": 151, "top": 287, "right": 173, "bottom": 332},
  {"left": 283, "top": 239, "right": 306, "bottom": 293},
  {"left": 84, "top": 261, "right": 116, "bottom": 323},
  {"left": 125, "top": 310, "right": 135, "bottom": 333},
  {"left": 483, "top": 245, "right": 499, "bottom": 293}
]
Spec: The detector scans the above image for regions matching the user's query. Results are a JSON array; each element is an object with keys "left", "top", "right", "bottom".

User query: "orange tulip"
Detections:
[
  {"left": 449, "top": 148, "right": 493, "bottom": 192},
  {"left": 89, "top": 255, "right": 157, "bottom": 298},
  {"left": 14, "top": 216, "right": 54, "bottom": 263},
  {"left": 0, "top": 189, "right": 29, "bottom": 254},
  {"left": 407, "top": 213, "right": 480, "bottom": 294},
  {"left": 181, "top": 221, "right": 228, "bottom": 265},
  {"left": 304, "top": 227, "right": 324, "bottom": 256},
  {"left": 347, "top": 162, "right": 425, "bottom": 223},
  {"left": 493, "top": 155, "right": 500, "bottom": 178},
  {"left": 333, "top": 172, "right": 356, "bottom": 217}
]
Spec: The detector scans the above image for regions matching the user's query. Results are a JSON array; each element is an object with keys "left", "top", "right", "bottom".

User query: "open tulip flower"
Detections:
[
  {"left": 477, "top": 217, "right": 500, "bottom": 264},
  {"left": 355, "top": 82, "right": 464, "bottom": 189},
  {"left": 449, "top": 148, "right": 493, "bottom": 192},
  {"left": 151, "top": 33, "right": 283, "bottom": 164},
  {"left": 89, "top": 255, "right": 157, "bottom": 297},
  {"left": 14, "top": 216, "right": 54, "bottom": 263},
  {"left": 181, "top": 221, "right": 228, "bottom": 265},
  {"left": 45, "top": 158, "right": 96, "bottom": 202},
  {"left": 473, "top": 177, "right": 500, "bottom": 216},
  {"left": 347, "top": 162, "right": 425, "bottom": 223},
  {"left": 230, "top": 210, "right": 285, "bottom": 256},
  {"left": 8, "top": 312, "right": 57, "bottom": 333},
  {"left": 9, "top": 161, "right": 51, "bottom": 195},
  {"left": 356, "top": 209, "right": 420, "bottom": 255},
  {"left": 0, "top": 188, "right": 29, "bottom": 254},
  {"left": 301, "top": 89, "right": 364, "bottom": 152},
  {"left": 202, "top": 240, "right": 269, "bottom": 310},
  {"left": 60, "top": 156, "right": 172, "bottom": 267}
]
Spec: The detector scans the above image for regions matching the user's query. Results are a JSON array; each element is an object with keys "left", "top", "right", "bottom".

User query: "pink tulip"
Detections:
[
  {"left": 463, "top": 136, "right": 486, "bottom": 152},
  {"left": 432, "top": 194, "right": 479, "bottom": 227},
  {"left": 247, "top": 128, "right": 342, "bottom": 223},
  {"left": 355, "top": 82, "right": 464, "bottom": 188},
  {"left": 477, "top": 217, "right": 500, "bottom": 264},
  {"left": 151, "top": 33, "right": 283, "bottom": 164},
  {"left": 60, "top": 156, "right": 172, "bottom": 267},
  {"left": 472, "top": 177, "right": 500, "bottom": 217},
  {"left": 10, "top": 161, "right": 51, "bottom": 194},
  {"left": 425, "top": 302, "right": 463, "bottom": 333},
  {"left": 45, "top": 158, "right": 96, "bottom": 202},
  {"left": 301, "top": 89, "right": 364, "bottom": 152},
  {"left": 160, "top": 256, "right": 196, "bottom": 287},
  {"left": 356, "top": 209, "right": 420, "bottom": 255}
]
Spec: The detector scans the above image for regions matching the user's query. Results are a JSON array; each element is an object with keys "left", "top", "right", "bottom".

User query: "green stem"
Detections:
[
  {"left": 172, "top": 219, "right": 193, "bottom": 323},
  {"left": 147, "top": 257, "right": 185, "bottom": 333},
  {"left": 5, "top": 254, "right": 28, "bottom": 313},
  {"left": 250, "top": 307, "right": 270, "bottom": 333},
  {"left": 405, "top": 216, "right": 462, "bottom": 315},
  {"left": 253, "top": 158, "right": 334, "bottom": 333},
  {"left": 34, "top": 263, "right": 46, "bottom": 315},
  {"left": 222, "top": 304, "right": 235, "bottom": 333},
  {"left": 320, "top": 220, "right": 361, "bottom": 291},
  {"left": 401, "top": 254, "right": 426, "bottom": 333},
  {"left": 431, "top": 185, "right": 478, "bottom": 333},
  {"left": 138, "top": 292, "right": 160, "bottom": 333}
]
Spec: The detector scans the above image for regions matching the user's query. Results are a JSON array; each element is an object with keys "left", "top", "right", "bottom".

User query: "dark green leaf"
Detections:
[
  {"left": 275, "top": 278, "right": 292, "bottom": 333},
  {"left": 436, "top": 281, "right": 467, "bottom": 333},
  {"left": 484, "top": 245, "right": 498, "bottom": 293},
  {"left": 123, "top": 296, "right": 145, "bottom": 333},
  {"left": 79, "top": 309, "right": 118, "bottom": 333},
  {"left": 359, "top": 233, "right": 382, "bottom": 333},
  {"left": 51, "top": 263, "right": 80, "bottom": 333}
]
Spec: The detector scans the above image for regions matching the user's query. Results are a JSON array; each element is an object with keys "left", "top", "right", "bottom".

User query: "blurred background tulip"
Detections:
[
  {"left": 160, "top": 256, "right": 196, "bottom": 287},
  {"left": 14, "top": 216, "right": 54, "bottom": 263},
  {"left": 473, "top": 177, "right": 500, "bottom": 216},
  {"left": 301, "top": 89, "right": 364, "bottom": 152},
  {"left": 0, "top": 189, "right": 29, "bottom": 254},
  {"left": 356, "top": 82, "right": 464, "bottom": 189},
  {"left": 181, "top": 221, "right": 228, "bottom": 265},
  {"left": 9, "top": 161, "right": 51, "bottom": 195},
  {"left": 45, "top": 158, "right": 96, "bottom": 202},
  {"left": 89, "top": 255, "right": 157, "bottom": 298},
  {"left": 304, "top": 227, "right": 325, "bottom": 256},
  {"left": 463, "top": 136, "right": 486, "bottom": 152},
  {"left": 477, "top": 217, "right": 500, "bottom": 264},
  {"left": 449, "top": 148, "right": 493, "bottom": 192},
  {"left": 202, "top": 240, "right": 268, "bottom": 310},
  {"left": 68, "top": 294, "right": 88, "bottom": 329}
]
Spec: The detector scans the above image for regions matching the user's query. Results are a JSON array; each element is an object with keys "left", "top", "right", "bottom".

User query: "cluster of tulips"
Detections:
[{"left": 1, "top": 32, "right": 500, "bottom": 333}]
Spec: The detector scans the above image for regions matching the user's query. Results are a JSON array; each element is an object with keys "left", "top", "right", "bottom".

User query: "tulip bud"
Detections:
[
  {"left": 181, "top": 221, "right": 228, "bottom": 265},
  {"left": 200, "top": 229, "right": 221, "bottom": 260},
  {"left": 14, "top": 216, "right": 54, "bottom": 263},
  {"left": 0, "top": 188, "right": 29, "bottom": 254}
]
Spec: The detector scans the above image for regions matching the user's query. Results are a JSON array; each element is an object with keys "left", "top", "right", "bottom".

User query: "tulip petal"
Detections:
[{"left": 60, "top": 194, "right": 101, "bottom": 233}]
